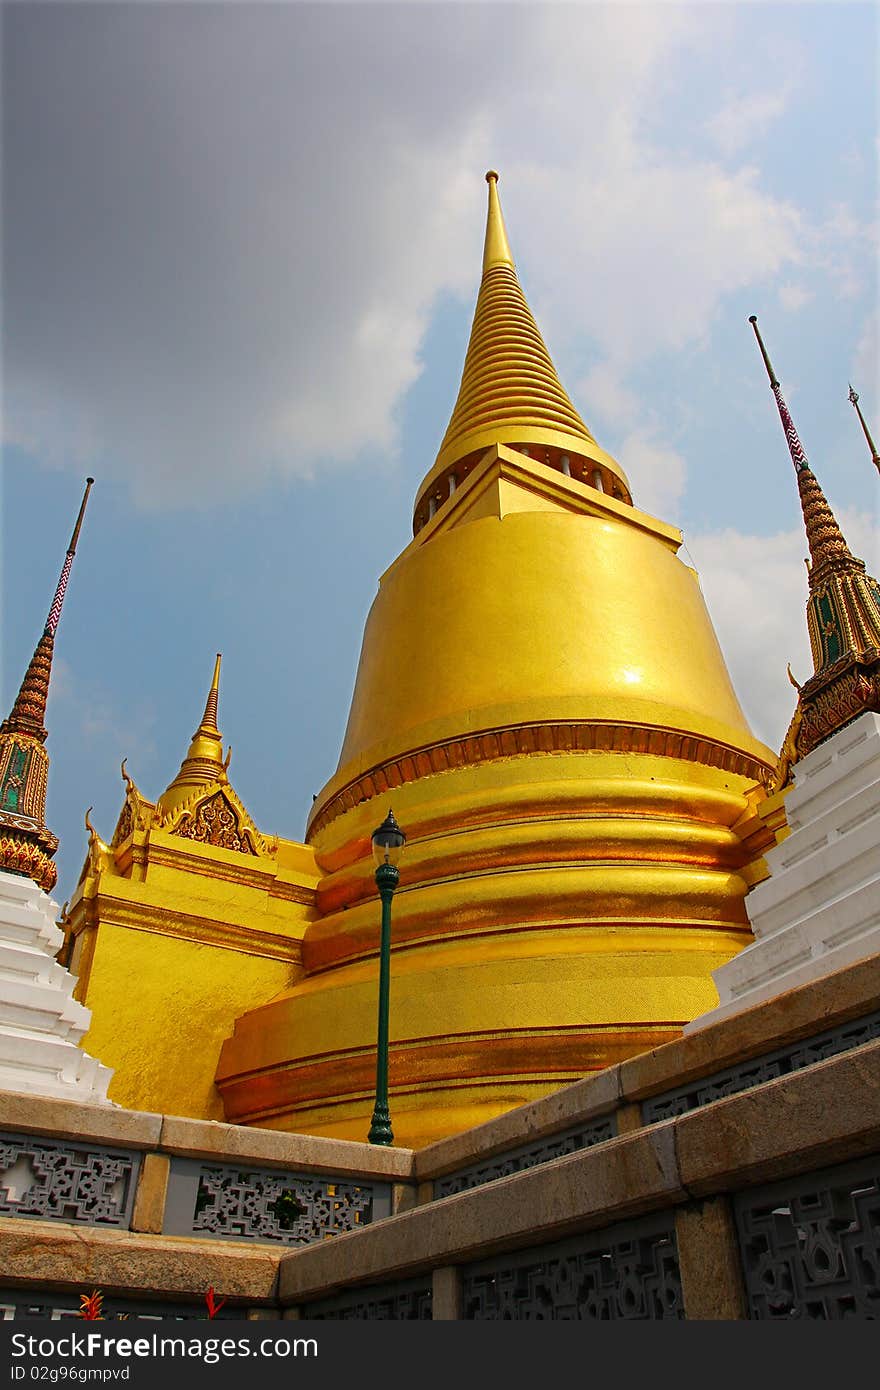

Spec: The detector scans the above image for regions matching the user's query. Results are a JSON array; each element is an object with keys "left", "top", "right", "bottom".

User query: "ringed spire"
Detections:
[
  {"left": 0, "top": 477, "right": 94, "bottom": 891},
  {"left": 2, "top": 478, "right": 94, "bottom": 743},
  {"left": 749, "top": 316, "right": 880, "bottom": 765},
  {"left": 413, "top": 172, "right": 630, "bottom": 532},
  {"left": 158, "top": 654, "right": 228, "bottom": 817}
]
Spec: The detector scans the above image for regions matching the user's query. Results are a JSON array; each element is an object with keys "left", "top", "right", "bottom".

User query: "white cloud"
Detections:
[
  {"left": 2, "top": 5, "right": 868, "bottom": 509},
  {"left": 3, "top": 6, "right": 490, "bottom": 505},
  {"left": 851, "top": 316, "right": 879, "bottom": 410},
  {"left": 778, "top": 283, "right": 813, "bottom": 312},
  {"left": 616, "top": 429, "right": 688, "bottom": 520},
  {"left": 525, "top": 155, "right": 805, "bottom": 368},
  {"left": 579, "top": 363, "right": 640, "bottom": 432},
  {"left": 708, "top": 85, "right": 793, "bottom": 158},
  {"left": 812, "top": 203, "right": 876, "bottom": 302},
  {"left": 47, "top": 658, "right": 158, "bottom": 776}
]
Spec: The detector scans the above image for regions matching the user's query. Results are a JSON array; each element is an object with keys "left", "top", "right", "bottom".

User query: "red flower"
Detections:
[
  {"left": 205, "top": 1287, "right": 226, "bottom": 1319},
  {"left": 79, "top": 1290, "right": 104, "bottom": 1320}
]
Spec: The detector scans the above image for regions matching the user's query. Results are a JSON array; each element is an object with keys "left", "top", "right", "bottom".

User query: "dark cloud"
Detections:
[{"left": 3, "top": 3, "right": 503, "bottom": 502}]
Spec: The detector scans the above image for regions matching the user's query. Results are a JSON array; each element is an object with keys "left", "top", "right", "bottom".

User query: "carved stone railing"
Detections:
[
  {"left": 0, "top": 1133, "right": 140, "bottom": 1228},
  {"left": 164, "top": 1156, "right": 391, "bottom": 1246},
  {"left": 434, "top": 1116, "right": 615, "bottom": 1199},
  {"left": 277, "top": 1036, "right": 880, "bottom": 1320},
  {"left": 642, "top": 1007, "right": 880, "bottom": 1123},
  {"left": 734, "top": 1152, "right": 880, "bottom": 1319},
  {"left": 413, "top": 954, "right": 880, "bottom": 1202},
  {"left": 0, "top": 953, "right": 877, "bottom": 1319},
  {"left": 461, "top": 1212, "right": 682, "bottom": 1320},
  {"left": 309, "top": 1277, "right": 432, "bottom": 1320}
]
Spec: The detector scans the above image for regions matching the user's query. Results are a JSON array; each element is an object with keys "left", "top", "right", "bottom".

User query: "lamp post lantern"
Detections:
[{"left": 368, "top": 809, "right": 406, "bottom": 1146}]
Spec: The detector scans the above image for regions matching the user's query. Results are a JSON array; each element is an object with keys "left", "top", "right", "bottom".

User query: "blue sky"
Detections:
[{"left": 3, "top": 2, "right": 878, "bottom": 901}]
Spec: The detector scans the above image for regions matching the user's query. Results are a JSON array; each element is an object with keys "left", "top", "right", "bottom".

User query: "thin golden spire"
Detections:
[
  {"left": 198, "top": 653, "right": 222, "bottom": 737},
  {"left": 482, "top": 171, "right": 514, "bottom": 272},
  {"left": 158, "top": 654, "right": 228, "bottom": 815},
  {"left": 413, "top": 172, "right": 629, "bottom": 531},
  {"left": 848, "top": 384, "right": 880, "bottom": 476}
]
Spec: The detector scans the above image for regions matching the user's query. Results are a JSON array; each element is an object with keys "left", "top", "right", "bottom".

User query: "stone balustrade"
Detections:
[{"left": 0, "top": 952, "right": 877, "bottom": 1319}]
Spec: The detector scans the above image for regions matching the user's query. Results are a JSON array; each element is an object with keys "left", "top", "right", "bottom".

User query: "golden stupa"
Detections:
[
  {"left": 68, "top": 174, "right": 777, "bottom": 1146},
  {"left": 215, "top": 174, "right": 776, "bottom": 1143}
]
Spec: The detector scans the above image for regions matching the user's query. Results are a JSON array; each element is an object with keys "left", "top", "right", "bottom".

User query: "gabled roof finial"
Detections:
[{"left": 157, "top": 653, "right": 228, "bottom": 817}]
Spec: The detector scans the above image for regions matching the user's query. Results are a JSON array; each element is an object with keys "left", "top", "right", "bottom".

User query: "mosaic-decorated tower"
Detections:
[
  {"left": 750, "top": 316, "right": 880, "bottom": 765},
  {"left": 0, "top": 479, "right": 93, "bottom": 892},
  {"left": 690, "top": 319, "right": 880, "bottom": 1028},
  {"left": 0, "top": 478, "right": 112, "bottom": 1100}
]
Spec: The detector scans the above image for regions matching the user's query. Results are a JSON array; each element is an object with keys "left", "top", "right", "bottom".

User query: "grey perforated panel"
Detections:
[
  {"left": 734, "top": 1153, "right": 880, "bottom": 1319},
  {"left": 164, "top": 1156, "right": 391, "bottom": 1245},
  {"left": 462, "top": 1213, "right": 683, "bottom": 1319},
  {"left": 436, "top": 1116, "right": 616, "bottom": 1198},
  {"left": 308, "top": 1278, "right": 432, "bottom": 1320},
  {"left": 0, "top": 1133, "right": 140, "bottom": 1228},
  {"left": 643, "top": 1009, "right": 880, "bottom": 1123}
]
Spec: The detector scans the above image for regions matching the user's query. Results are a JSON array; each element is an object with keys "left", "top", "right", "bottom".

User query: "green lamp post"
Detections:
[{"left": 367, "top": 809, "right": 406, "bottom": 1146}]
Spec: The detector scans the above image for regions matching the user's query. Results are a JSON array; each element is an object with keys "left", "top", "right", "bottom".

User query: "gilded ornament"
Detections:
[
  {"left": 112, "top": 800, "right": 135, "bottom": 847},
  {"left": 173, "top": 789, "right": 257, "bottom": 855}
]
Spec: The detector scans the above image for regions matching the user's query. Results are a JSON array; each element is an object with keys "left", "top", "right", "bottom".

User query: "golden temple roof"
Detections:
[
  {"left": 414, "top": 173, "right": 630, "bottom": 531},
  {"left": 157, "top": 654, "right": 229, "bottom": 817}
]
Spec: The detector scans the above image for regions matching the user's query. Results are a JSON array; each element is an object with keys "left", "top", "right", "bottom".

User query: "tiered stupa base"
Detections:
[
  {"left": 0, "top": 869, "right": 113, "bottom": 1101},
  {"left": 687, "top": 712, "right": 880, "bottom": 1032}
]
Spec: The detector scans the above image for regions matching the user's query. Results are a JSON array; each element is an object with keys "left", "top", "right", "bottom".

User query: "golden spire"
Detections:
[
  {"left": 413, "top": 172, "right": 629, "bottom": 531},
  {"left": 199, "top": 652, "right": 223, "bottom": 740},
  {"left": 749, "top": 316, "right": 880, "bottom": 768},
  {"left": 848, "top": 384, "right": 880, "bottom": 476},
  {"left": 0, "top": 477, "right": 94, "bottom": 892},
  {"left": 482, "top": 170, "right": 514, "bottom": 271},
  {"left": 158, "top": 654, "right": 228, "bottom": 816}
]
